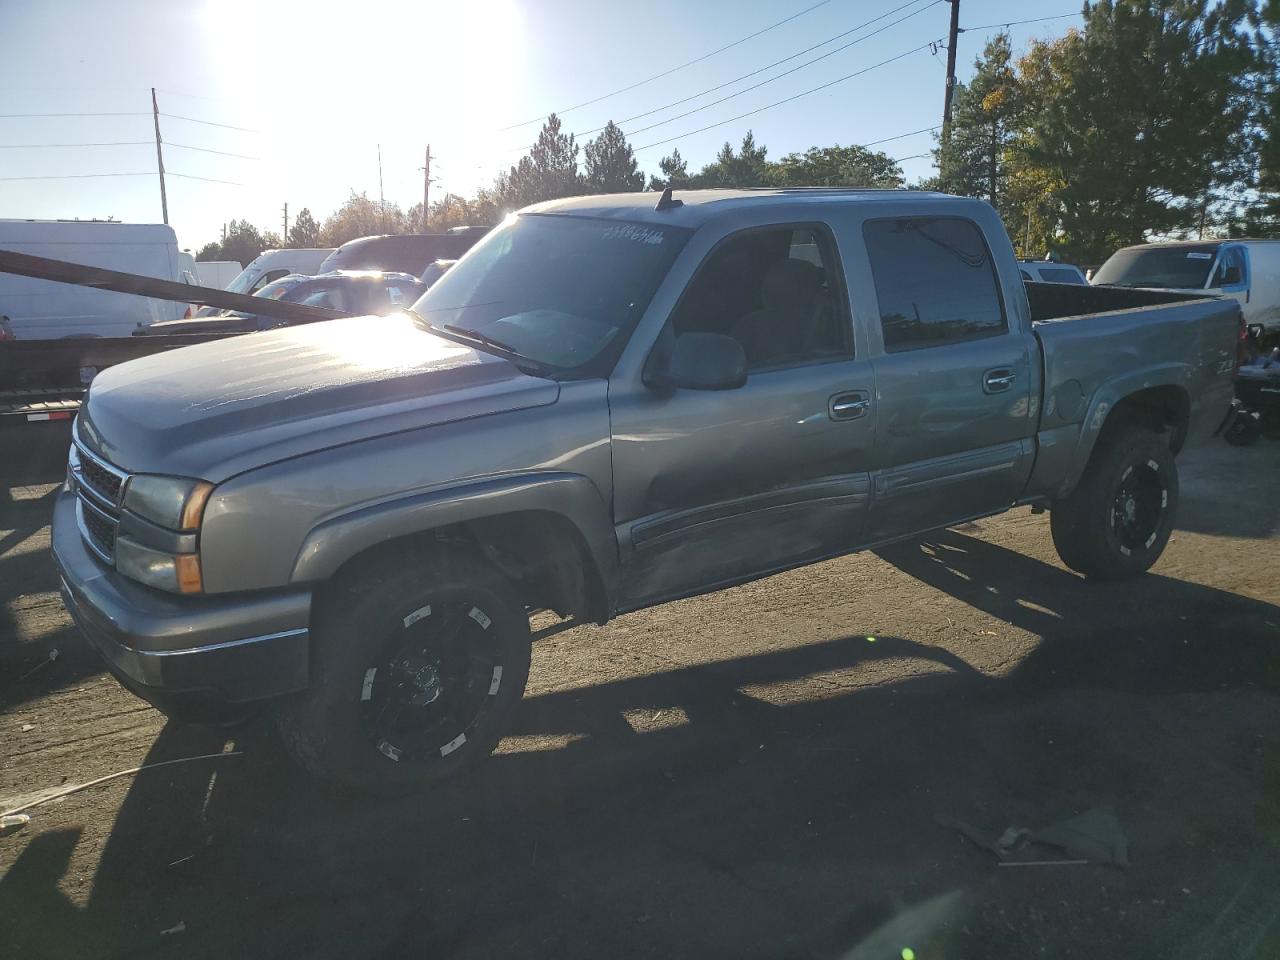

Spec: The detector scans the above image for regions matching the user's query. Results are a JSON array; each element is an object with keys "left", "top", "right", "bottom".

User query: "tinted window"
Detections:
[
  {"left": 673, "top": 225, "right": 851, "bottom": 369},
  {"left": 294, "top": 285, "right": 348, "bottom": 311},
  {"left": 1092, "top": 244, "right": 1218, "bottom": 288},
  {"left": 1038, "top": 267, "right": 1084, "bottom": 284},
  {"left": 864, "top": 218, "right": 1006, "bottom": 351}
]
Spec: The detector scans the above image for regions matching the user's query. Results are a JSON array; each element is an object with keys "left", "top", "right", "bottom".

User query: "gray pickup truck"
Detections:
[{"left": 53, "top": 189, "right": 1239, "bottom": 790}]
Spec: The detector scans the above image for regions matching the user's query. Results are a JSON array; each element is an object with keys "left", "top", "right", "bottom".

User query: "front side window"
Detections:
[
  {"left": 1212, "top": 248, "right": 1246, "bottom": 288},
  {"left": 864, "top": 217, "right": 1006, "bottom": 351},
  {"left": 410, "top": 213, "right": 690, "bottom": 374},
  {"left": 672, "top": 225, "right": 851, "bottom": 369}
]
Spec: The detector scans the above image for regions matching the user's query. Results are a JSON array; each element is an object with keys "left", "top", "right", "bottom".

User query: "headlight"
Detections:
[
  {"left": 115, "top": 536, "right": 204, "bottom": 594},
  {"left": 123, "top": 475, "right": 213, "bottom": 531}
]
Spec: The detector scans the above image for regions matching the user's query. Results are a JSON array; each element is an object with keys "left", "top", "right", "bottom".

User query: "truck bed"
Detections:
[{"left": 1025, "top": 282, "right": 1240, "bottom": 499}]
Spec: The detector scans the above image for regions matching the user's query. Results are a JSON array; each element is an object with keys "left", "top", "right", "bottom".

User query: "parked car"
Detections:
[
  {"left": 419, "top": 258, "right": 457, "bottom": 288},
  {"left": 54, "top": 188, "right": 1239, "bottom": 791},
  {"left": 195, "top": 260, "right": 243, "bottom": 290},
  {"left": 318, "top": 227, "right": 488, "bottom": 276},
  {"left": 1093, "top": 239, "right": 1280, "bottom": 336},
  {"left": 1018, "top": 259, "right": 1087, "bottom": 284},
  {"left": 0, "top": 219, "right": 191, "bottom": 339},
  {"left": 190, "top": 248, "right": 336, "bottom": 318},
  {"left": 139, "top": 270, "right": 423, "bottom": 335}
]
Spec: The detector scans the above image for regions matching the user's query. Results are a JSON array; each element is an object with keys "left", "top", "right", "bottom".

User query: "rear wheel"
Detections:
[
  {"left": 1050, "top": 425, "right": 1178, "bottom": 580},
  {"left": 276, "top": 549, "right": 531, "bottom": 792},
  {"left": 1224, "top": 411, "right": 1261, "bottom": 446}
]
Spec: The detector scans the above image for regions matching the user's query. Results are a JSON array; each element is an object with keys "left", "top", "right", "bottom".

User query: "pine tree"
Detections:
[
  {"left": 288, "top": 208, "right": 320, "bottom": 247},
  {"left": 648, "top": 149, "right": 690, "bottom": 191},
  {"left": 584, "top": 121, "right": 644, "bottom": 193}
]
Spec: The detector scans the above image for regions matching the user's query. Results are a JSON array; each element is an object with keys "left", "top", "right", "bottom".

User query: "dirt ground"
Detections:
[{"left": 1, "top": 426, "right": 1279, "bottom": 959}]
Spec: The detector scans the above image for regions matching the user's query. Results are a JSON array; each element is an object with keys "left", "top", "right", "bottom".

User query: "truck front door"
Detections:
[
  {"left": 858, "top": 215, "right": 1036, "bottom": 542},
  {"left": 609, "top": 222, "right": 876, "bottom": 609}
]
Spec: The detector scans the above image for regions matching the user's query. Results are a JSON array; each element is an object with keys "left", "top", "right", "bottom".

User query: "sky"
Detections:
[{"left": 0, "top": 0, "right": 1084, "bottom": 252}]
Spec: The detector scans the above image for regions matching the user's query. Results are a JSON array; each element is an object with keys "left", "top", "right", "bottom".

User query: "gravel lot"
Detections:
[{"left": 2, "top": 428, "right": 1279, "bottom": 959}]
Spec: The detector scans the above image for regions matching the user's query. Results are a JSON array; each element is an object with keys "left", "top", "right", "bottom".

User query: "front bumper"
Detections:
[{"left": 51, "top": 486, "right": 312, "bottom": 720}]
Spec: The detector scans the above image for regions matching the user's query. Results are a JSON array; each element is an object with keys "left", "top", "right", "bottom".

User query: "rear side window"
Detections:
[
  {"left": 864, "top": 217, "right": 1006, "bottom": 351},
  {"left": 1038, "top": 267, "right": 1084, "bottom": 284}
]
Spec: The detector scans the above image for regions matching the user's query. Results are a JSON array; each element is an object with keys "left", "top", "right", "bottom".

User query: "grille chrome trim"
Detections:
[
  {"left": 74, "top": 441, "right": 127, "bottom": 507},
  {"left": 69, "top": 440, "right": 129, "bottom": 565},
  {"left": 76, "top": 498, "right": 117, "bottom": 564}
]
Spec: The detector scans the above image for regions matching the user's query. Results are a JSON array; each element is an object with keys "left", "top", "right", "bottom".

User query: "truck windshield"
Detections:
[
  {"left": 409, "top": 213, "right": 691, "bottom": 374},
  {"left": 1092, "top": 245, "right": 1219, "bottom": 289}
]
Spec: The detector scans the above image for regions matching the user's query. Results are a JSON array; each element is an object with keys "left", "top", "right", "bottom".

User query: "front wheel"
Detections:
[
  {"left": 276, "top": 549, "right": 531, "bottom": 792},
  {"left": 1050, "top": 425, "right": 1179, "bottom": 580}
]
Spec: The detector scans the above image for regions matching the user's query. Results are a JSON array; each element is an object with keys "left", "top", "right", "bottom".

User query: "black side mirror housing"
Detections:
[{"left": 650, "top": 332, "right": 747, "bottom": 391}]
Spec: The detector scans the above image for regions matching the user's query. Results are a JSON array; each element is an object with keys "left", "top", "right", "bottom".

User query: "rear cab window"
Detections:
[{"left": 863, "top": 217, "right": 1007, "bottom": 352}]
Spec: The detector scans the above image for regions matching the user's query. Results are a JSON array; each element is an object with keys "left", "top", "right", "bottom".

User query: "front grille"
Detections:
[
  {"left": 71, "top": 442, "right": 128, "bottom": 564},
  {"left": 79, "top": 454, "right": 124, "bottom": 504}
]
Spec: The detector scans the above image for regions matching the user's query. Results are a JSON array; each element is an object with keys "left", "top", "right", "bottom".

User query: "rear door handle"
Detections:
[
  {"left": 829, "top": 390, "right": 871, "bottom": 420},
  {"left": 983, "top": 369, "right": 1017, "bottom": 394}
]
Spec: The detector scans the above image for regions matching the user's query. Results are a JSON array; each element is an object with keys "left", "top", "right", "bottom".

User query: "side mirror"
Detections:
[
  {"left": 653, "top": 332, "right": 747, "bottom": 391},
  {"left": 1219, "top": 265, "right": 1243, "bottom": 286}
]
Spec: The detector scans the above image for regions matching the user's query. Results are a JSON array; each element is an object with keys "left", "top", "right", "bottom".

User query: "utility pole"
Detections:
[
  {"left": 420, "top": 145, "right": 432, "bottom": 232},
  {"left": 150, "top": 87, "right": 169, "bottom": 226},
  {"left": 221, "top": 222, "right": 227, "bottom": 244},
  {"left": 282, "top": 202, "right": 288, "bottom": 244},
  {"left": 377, "top": 144, "right": 386, "bottom": 232},
  {"left": 941, "top": 0, "right": 962, "bottom": 140}
]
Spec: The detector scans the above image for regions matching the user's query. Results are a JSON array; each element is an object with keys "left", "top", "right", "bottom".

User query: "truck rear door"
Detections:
[{"left": 858, "top": 215, "right": 1037, "bottom": 542}]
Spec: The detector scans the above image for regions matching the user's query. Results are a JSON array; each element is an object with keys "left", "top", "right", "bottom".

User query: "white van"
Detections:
[
  {"left": 1093, "top": 239, "right": 1280, "bottom": 333},
  {"left": 196, "top": 260, "right": 243, "bottom": 289},
  {"left": 227, "top": 248, "right": 334, "bottom": 295},
  {"left": 0, "top": 219, "right": 190, "bottom": 339}
]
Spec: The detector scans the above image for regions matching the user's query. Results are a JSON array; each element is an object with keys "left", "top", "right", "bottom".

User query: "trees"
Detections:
[
  {"left": 288, "top": 207, "right": 321, "bottom": 247},
  {"left": 219, "top": 220, "right": 268, "bottom": 267},
  {"left": 195, "top": 241, "right": 222, "bottom": 261},
  {"left": 495, "top": 114, "right": 582, "bottom": 209},
  {"left": 319, "top": 191, "right": 406, "bottom": 246},
  {"left": 936, "top": 34, "right": 1024, "bottom": 230},
  {"left": 583, "top": 121, "right": 644, "bottom": 193},
  {"left": 1019, "top": 0, "right": 1260, "bottom": 262},
  {"left": 693, "top": 131, "right": 770, "bottom": 187},
  {"left": 648, "top": 149, "right": 690, "bottom": 191},
  {"left": 769, "top": 145, "right": 904, "bottom": 188}
]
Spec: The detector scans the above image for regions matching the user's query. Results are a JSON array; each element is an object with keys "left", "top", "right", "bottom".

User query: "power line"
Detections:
[
  {"left": 0, "top": 170, "right": 243, "bottom": 184},
  {"left": 166, "top": 171, "right": 244, "bottom": 186},
  {"left": 166, "top": 141, "right": 260, "bottom": 160},
  {"left": 862, "top": 124, "right": 940, "bottom": 147},
  {"left": 622, "top": 1, "right": 944, "bottom": 141},
  {"left": 573, "top": 0, "right": 942, "bottom": 141},
  {"left": 0, "top": 141, "right": 151, "bottom": 148},
  {"left": 0, "top": 171, "right": 153, "bottom": 181},
  {"left": 500, "top": 0, "right": 836, "bottom": 130},
  {"left": 0, "top": 112, "right": 149, "bottom": 119},
  {"left": 634, "top": 39, "right": 936, "bottom": 153},
  {"left": 159, "top": 112, "right": 259, "bottom": 133},
  {"left": 962, "top": 11, "right": 1080, "bottom": 33}
]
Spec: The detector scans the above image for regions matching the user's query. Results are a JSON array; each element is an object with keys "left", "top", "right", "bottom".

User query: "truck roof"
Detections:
[{"left": 524, "top": 188, "right": 961, "bottom": 228}]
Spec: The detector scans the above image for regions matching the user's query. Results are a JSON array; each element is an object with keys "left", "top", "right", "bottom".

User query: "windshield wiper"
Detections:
[{"left": 440, "top": 322, "right": 525, "bottom": 357}]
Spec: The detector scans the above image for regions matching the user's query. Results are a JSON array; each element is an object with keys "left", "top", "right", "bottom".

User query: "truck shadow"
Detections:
[{"left": 4, "top": 533, "right": 1280, "bottom": 959}]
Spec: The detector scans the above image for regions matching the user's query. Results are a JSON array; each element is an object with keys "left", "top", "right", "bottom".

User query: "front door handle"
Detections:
[
  {"left": 829, "top": 391, "right": 871, "bottom": 420},
  {"left": 983, "top": 369, "right": 1017, "bottom": 394}
]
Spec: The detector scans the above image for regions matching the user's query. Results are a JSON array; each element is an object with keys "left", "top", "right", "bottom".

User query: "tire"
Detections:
[
  {"left": 1050, "top": 424, "right": 1179, "bottom": 580},
  {"left": 1224, "top": 411, "right": 1261, "bottom": 446},
  {"left": 276, "top": 547, "right": 531, "bottom": 793}
]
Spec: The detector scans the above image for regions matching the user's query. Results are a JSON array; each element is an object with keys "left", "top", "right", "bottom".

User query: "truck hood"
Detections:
[{"left": 77, "top": 314, "right": 559, "bottom": 481}]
